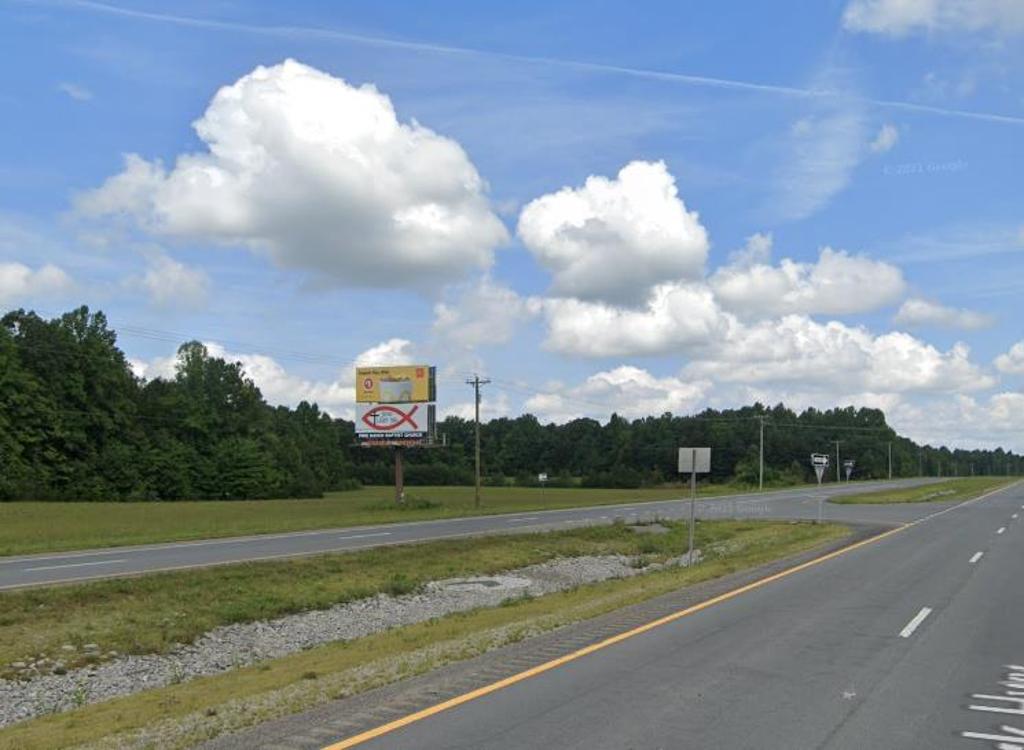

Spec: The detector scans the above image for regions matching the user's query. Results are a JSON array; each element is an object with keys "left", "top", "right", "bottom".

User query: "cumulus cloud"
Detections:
[
  {"left": 726, "top": 232, "right": 774, "bottom": 268},
  {"left": 131, "top": 337, "right": 417, "bottom": 416},
  {"left": 432, "top": 278, "right": 541, "bottom": 350},
  {"left": 995, "top": 340, "right": 1024, "bottom": 374},
  {"left": 711, "top": 246, "right": 906, "bottom": 318},
  {"left": 683, "top": 315, "right": 995, "bottom": 394},
  {"left": 870, "top": 123, "right": 900, "bottom": 153},
  {"left": 76, "top": 59, "right": 507, "bottom": 288},
  {"left": 0, "top": 262, "right": 73, "bottom": 306},
  {"left": 542, "top": 282, "right": 728, "bottom": 357},
  {"left": 843, "top": 0, "right": 1024, "bottom": 36},
  {"left": 524, "top": 366, "right": 711, "bottom": 423},
  {"left": 894, "top": 297, "right": 994, "bottom": 330},
  {"left": 138, "top": 253, "right": 210, "bottom": 309},
  {"left": 517, "top": 160, "right": 709, "bottom": 306}
]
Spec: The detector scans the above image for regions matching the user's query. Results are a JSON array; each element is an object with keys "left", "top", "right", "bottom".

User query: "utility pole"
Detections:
[
  {"left": 466, "top": 374, "right": 491, "bottom": 509},
  {"left": 888, "top": 441, "right": 892, "bottom": 481},
  {"left": 834, "top": 440, "right": 841, "bottom": 483},
  {"left": 758, "top": 416, "right": 765, "bottom": 492}
]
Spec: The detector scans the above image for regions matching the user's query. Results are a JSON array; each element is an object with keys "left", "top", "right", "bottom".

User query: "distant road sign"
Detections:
[
  {"left": 844, "top": 459, "right": 855, "bottom": 480},
  {"left": 811, "top": 453, "right": 830, "bottom": 484},
  {"left": 678, "top": 447, "right": 711, "bottom": 474},
  {"left": 538, "top": 473, "right": 548, "bottom": 484}
]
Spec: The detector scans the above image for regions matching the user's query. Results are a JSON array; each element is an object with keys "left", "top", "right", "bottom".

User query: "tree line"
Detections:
[{"left": 1, "top": 307, "right": 1018, "bottom": 501}]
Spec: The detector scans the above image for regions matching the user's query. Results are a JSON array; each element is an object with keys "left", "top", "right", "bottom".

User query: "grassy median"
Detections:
[
  {"left": 0, "top": 520, "right": 846, "bottom": 750},
  {"left": 0, "top": 483, "right": 794, "bottom": 556},
  {"left": 830, "top": 476, "right": 1014, "bottom": 505},
  {"left": 1, "top": 519, "right": 794, "bottom": 670}
]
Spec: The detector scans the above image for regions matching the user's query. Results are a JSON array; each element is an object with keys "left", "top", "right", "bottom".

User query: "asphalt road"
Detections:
[
  {"left": 0, "top": 478, "right": 941, "bottom": 590},
  {"left": 336, "top": 479, "right": 1024, "bottom": 750}
]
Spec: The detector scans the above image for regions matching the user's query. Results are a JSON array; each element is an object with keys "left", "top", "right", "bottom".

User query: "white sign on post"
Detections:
[
  {"left": 537, "top": 473, "right": 548, "bottom": 484},
  {"left": 678, "top": 447, "right": 711, "bottom": 568},
  {"left": 811, "top": 453, "right": 830, "bottom": 485},
  {"left": 678, "top": 447, "right": 711, "bottom": 474},
  {"left": 844, "top": 460, "right": 855, "bottom": 481}
]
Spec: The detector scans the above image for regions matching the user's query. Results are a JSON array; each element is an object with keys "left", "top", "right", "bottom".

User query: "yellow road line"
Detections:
[
  {"left": 322, "top": 525, "right": 904, "bottom": 749},
  {"left": 322, "top": 479, "right": 1021, "bottom": 749}
]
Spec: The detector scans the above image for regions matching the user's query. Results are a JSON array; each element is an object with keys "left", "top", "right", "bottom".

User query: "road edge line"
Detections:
[{"left": 319, "top": 523, "right": 907, "bottom": 750}]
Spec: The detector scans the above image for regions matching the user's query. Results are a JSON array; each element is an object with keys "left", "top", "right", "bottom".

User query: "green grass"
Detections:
[
  {"left": 0, "top": 519, "right": 783, "bottom": 671},
  {"left": 830, "top": 476, "right": 1014, "bottom": 505},
  {"left": 0, "top": 520, "right": 846, "bottom": 750},
  {"left": 0, "top": 483, "right": 789, "bottom": 556}
]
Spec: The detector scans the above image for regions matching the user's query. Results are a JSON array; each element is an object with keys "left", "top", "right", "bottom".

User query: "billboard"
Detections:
[
  {"left": 356, "top": 365, "right": 435, "bottom": 404},
  {"left": 356, "top": 402, "right": 435, "bottom": 440}
]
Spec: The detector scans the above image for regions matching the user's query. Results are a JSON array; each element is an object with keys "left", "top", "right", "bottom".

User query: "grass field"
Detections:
[
  {"left": 0, "top": 483, "right": 792, "bottom": 556},
  {"left": 1, "top": 519, "right": 785, "bottom": 671},
  {"left": 0, "top": 520, "right": 846, "bottom": 750},
  {"left": 830, "top": 476, "right": 1014, "bottom": 504}
]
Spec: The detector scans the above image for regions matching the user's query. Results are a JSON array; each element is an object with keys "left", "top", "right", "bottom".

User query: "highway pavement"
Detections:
[
  {"left": 0, "top": 478, "right": 941, "bottom": 589},
  {"left": 318, "top": 479, "right": 1024, "bottom": 750}
]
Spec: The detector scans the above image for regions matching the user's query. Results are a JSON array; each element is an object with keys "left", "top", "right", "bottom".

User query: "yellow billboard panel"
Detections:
[{"left": 356, "top": 365, "right": 435, "bottom": 403}]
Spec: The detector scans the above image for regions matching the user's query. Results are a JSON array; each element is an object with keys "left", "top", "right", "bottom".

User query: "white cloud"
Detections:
[
  {"left": 524, "top": 366, "right": 711, "bottom": 423},
  {"left": 138, "top": 253, "right": 210, "bottom": 309},
  {"left": 517, "top": 160, "right": 709, "bottom": 306},
  {"left": 432, "top": 278, "right": 541, "bottom": 350},
  {"left": 726, "top": 232, "right": 774, "bottom": 268},
  {"left": 57, "top": 82, "right": 93, "bottom": 101},
  {"left": 773, "top": 107, "right": 868, "bottom": 221},
  {"left": 76, "top": 59, "right": 507, "bottom": 288},
  {"left": 710, "top": 246, "right": 906, "bottom": 318},
  {"left": 442, "top": 390, "right": 512, "bottom": 422},
  {"left": 885, "top": 392, "right": 1024, "bottom": 452},
  {"left": 542, "top": 282, "right": 728, "bottom": 357},
  {"left": 131, "top": 337, "right": 417, "bottom": 417},
  {"left": 995, "top": 340, "right": 1024, "bottom": 374},
  {"left": 894, "top": 297, "right": 994, "bottom": 330},
  {"left": 0, "top": 262, "right": 73, "bottom": 306},
  {"left": 683, "top": 315, "right": 995, "bottom": 394},
  {"left": 870, "top": 123, "right": 900, "bottom": 153},
  {"left": 843, "top": 0, "right": 1024, "bottom": 36}
]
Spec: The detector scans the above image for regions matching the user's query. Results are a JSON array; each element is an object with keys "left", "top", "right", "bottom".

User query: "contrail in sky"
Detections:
[{"left": 56, "top": 0, "right": 1024, "bottom": 127}]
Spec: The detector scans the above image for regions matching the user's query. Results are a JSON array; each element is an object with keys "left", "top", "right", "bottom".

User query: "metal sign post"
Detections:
[
  {"left": 538, "top": 472, "right": 548, "bottom": 503},
  {"left": 678, "top": 447, "right": 711, "bottom": 567},
  {"left": 811, "top": 454, "right": 830, "bottom": 524}
]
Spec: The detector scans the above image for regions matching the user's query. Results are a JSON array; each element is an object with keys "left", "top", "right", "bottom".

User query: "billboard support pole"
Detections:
[{"left": 394, "top": 446, "right": 405, "bottom": 506}]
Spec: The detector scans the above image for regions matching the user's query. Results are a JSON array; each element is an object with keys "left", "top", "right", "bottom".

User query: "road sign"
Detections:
[
  {"left": 538, "top": 472, "right": 548, "bottom": 484},
  {"left": 811, "top": 453, "right": 830, "bottom": 485},
  {"left": 678, "top": 447, "right": 711, "bottom": 474},
  {"left": 843, "top": 459, "right": 855, "bottom": 481}
]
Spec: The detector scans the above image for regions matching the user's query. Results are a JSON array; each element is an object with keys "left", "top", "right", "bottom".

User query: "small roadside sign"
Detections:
[
  {"left": 811, "top": 453, "right": 830, "bottom": 485},
  {"left": 844, "top": 459, "right": 855, "bottom": 481},
  {"left": 678, "top": 447, "right": 711, "bottom": 474},
  {"left": 538, "top": 473, "right": 548, "bottom": 484}
]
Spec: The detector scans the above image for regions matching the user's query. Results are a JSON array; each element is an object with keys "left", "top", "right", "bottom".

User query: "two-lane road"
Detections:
[
  {"left": 327, "top": 480, "right": 1023, "bottom": 750},
  {"left": 1, "top": 478, "right": 940, "bottom": 590}
]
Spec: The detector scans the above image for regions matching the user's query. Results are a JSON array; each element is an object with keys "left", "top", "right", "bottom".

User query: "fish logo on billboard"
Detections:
[{"left": 360, "top": 404, "right": 421, "bottom": 432}]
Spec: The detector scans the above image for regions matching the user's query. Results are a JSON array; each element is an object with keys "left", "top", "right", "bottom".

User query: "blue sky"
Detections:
[{"left": 1, "top": 0, "right": 1023, "bottom": 450}]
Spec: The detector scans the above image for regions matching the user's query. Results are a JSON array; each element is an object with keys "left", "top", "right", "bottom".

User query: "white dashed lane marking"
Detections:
[
  {"left": 899, "top": 607, "right": 933, "bottom": 638},
  {"left": 969, "top": 552, "right": 984, "bottom": 564},
  {"left": 997, "top": 527, "right": 1006, "bottom": 535}
]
